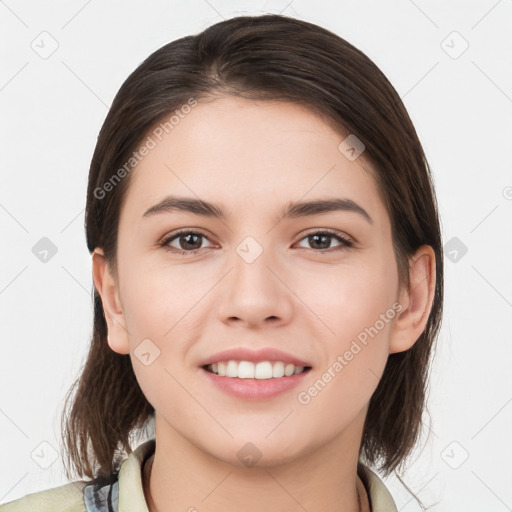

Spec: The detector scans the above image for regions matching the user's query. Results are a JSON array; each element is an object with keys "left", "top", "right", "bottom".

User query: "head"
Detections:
[{"left": 62, "top": 13, "right": 443, "bottom": 487}]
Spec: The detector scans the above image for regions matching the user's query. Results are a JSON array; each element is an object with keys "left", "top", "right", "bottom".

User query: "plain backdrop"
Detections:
[{"left": 1, "top": 1, "right": 511, "bottom": 510}]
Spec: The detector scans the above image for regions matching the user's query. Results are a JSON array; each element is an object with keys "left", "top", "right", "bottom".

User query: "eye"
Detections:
[
  {"left": 295, "top": 230, "right": 353, "bottom": 252},
  {"left": 160, "top": 229, "right": 353, "bottom": 256},
  {"left": 160, "top": 230, "right": 214, "bottom": 255}
]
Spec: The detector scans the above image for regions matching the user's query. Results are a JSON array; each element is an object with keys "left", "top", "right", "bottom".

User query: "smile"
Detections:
[
  {"left": 204, "top": 360, "right": 311, "bottom": 379},
  {"left": 200, "top": 362, "right": 312, "bottom": 400}
]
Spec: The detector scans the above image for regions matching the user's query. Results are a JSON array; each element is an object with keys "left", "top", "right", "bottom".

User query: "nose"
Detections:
[{"left": 217, "top": 245, "right": 293, "bottom": 329}]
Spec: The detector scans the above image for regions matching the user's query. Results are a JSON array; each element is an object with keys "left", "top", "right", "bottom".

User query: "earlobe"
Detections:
[
  {"left": 91, "top": 248, "right": 131, "bottom": 355},
  {"left": 389, "top": 245, "right": 436, "bottom": 354}
]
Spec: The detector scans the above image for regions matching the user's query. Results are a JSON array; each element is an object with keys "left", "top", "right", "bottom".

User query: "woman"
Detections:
[{"left": 1, "top": 13, "right": 443, "bottom": 512}]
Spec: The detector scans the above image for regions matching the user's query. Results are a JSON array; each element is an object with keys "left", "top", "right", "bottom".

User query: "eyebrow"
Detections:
[{"left": 142, "top": 195, "right": 373, "bottom": 224}]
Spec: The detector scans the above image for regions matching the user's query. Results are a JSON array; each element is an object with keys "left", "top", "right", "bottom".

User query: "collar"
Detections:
[{"left": 84, "top": 439, "right": 397, "bottom": 512}]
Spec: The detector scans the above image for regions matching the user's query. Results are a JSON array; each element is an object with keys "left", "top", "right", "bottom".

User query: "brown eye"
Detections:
[
  {"left": 161, "top": 231, "right": 213, "bottom": 254},
  {"left": 176, "top": 233, "right": 203, "bottom": 251},
  {"left": 296, "top": 231, "right": 353, "bottom": 252}
]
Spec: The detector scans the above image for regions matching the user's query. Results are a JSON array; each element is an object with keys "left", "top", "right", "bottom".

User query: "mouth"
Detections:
[
  {"left": 202, "top": 361, "right": 313, "bottom": 379},
  {"left": 200, "top": 360, "right": 313, "bottom": 400}
]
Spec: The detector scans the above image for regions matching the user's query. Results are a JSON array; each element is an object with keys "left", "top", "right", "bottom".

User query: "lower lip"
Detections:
[{"left": 200, "top": 367, "right": 311, "bottom": 400}]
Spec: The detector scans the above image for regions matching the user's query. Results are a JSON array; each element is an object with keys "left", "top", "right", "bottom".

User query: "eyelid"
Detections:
[
  {"left": 297, "top": 228, "right": 353, "bottom": 244},
  {"left": 160, "top": 227, "right": 355, "bottom": 255},
  {"left": 160, "top": 228, "right": 215, "bottom": 250}
]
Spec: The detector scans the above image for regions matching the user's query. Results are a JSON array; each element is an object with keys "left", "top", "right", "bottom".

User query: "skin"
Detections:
[{"left": 92, "top": 95, "right": 436, "bottom": 512}]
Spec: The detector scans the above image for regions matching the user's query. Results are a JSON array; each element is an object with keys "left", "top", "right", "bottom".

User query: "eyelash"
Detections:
[{"left": 159, "top": 229, "right": 354, "bottom": 256}]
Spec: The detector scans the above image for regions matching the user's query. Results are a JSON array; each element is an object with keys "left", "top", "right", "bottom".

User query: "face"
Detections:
[{"left": 96, "top": 95, "right": 412, "bottom": 467}]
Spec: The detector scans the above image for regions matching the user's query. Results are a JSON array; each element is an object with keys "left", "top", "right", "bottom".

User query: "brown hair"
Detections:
[{"left": 61, "top": 13, "right": 443, "bottom": 505}]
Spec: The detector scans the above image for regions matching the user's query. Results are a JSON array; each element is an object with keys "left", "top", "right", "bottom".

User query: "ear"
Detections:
[
  {"left": 389, "top": 245, "right": 436, "bottom": 354},
  {"left": 91, "top": 248, "right": 130, "bottom": 355}
]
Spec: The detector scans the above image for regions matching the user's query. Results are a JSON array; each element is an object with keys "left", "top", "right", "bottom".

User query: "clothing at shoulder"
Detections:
[
  {"left": 0, "top": 439, "right": 398, "bottom": 512},
  {"left": 0, "top": 480, "right": 87, "bottom": 512},
  {"left": 362, "top": 465, "right": 398, "bottom": 512}
]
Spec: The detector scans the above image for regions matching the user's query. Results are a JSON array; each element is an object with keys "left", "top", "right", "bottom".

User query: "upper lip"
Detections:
[{"left": 199, "top": 347, "right": 312, "bottom": 368}]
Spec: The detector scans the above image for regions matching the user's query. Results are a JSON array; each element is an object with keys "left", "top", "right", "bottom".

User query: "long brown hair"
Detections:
[{"left": 61, "top": 13, "right": 443, "bottom": 504}]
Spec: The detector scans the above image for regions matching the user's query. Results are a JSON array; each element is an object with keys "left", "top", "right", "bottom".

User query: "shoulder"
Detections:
[
  {"left": 0, "top": 439, "right": 155, "bottom": 512},
  {"left": 359, "top": 463, "right": 398, "bottom": 512},
  {"left": 0, "top": 481, "right": 87, "bottom": 512}
]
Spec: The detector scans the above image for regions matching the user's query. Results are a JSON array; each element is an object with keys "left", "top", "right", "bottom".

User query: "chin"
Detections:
[{"left": 204, "top": 434, "right": 307, "bottom": 469}]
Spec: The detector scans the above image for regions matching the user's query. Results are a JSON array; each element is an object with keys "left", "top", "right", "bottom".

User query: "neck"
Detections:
[{"left": 143, "top": 409, "right": 368, "bottom": 512}]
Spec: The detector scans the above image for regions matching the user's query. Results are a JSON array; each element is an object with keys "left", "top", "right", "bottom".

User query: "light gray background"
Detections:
[{"left": 1, "top": 1, "right": 511, "bottom": 510}]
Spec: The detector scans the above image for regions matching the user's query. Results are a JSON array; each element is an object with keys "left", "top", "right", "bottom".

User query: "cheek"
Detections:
[
  {"left": 120, "top": 256, "right": 199, "bottom": 335},
  {"left": 293, "top": 265, "right": 398, "bottom": 432},
  {"left": 294, "top": 254, "right": 398, "bottom": 400},
  {"left": 296, "top": 257, "right": 398, "bottom": 342},
  {"left": 118, "top": 261, "right": 208, "bottom": 397},
  {"left": 121, "top": 275, "right": 191, "bottom": 418}
]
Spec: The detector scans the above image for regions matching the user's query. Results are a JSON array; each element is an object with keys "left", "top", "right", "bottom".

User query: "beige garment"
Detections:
[{"left": 0, "top": 439, "right": 398, "bottom": 512}]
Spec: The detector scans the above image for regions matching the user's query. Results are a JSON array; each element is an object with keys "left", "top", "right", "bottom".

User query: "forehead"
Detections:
[{"left": 120, "top": 95, "right": 386, "bottom": 226}]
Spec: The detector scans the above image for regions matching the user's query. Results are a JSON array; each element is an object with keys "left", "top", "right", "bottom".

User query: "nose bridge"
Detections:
[
  {"left": 231, "top": 233, "right": 277, "bottom": 298},
  {"left": 217, "top": 232, "right": 292, "bottom": 325}
]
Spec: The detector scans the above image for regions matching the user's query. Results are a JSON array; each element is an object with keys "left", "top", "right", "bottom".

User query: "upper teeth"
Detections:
[{"left": 208, "top": 360, "right": 306, "bottom": 379}]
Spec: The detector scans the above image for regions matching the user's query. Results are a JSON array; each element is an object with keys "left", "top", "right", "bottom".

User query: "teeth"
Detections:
[
  {"left": 226, "top": 360, "right": 238, "bottom": 377},
  {"left": 206, "top": 360, "right": 307, "bottom": 379},
  {"left": 239, "top": 360, "right": 255, "bottom": 378},
  {"left": 255, "top": 361, "right": 272, "bottom": 379},
  {"left": 272, "top": 361, "right": 285, "bottom": 378}
]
